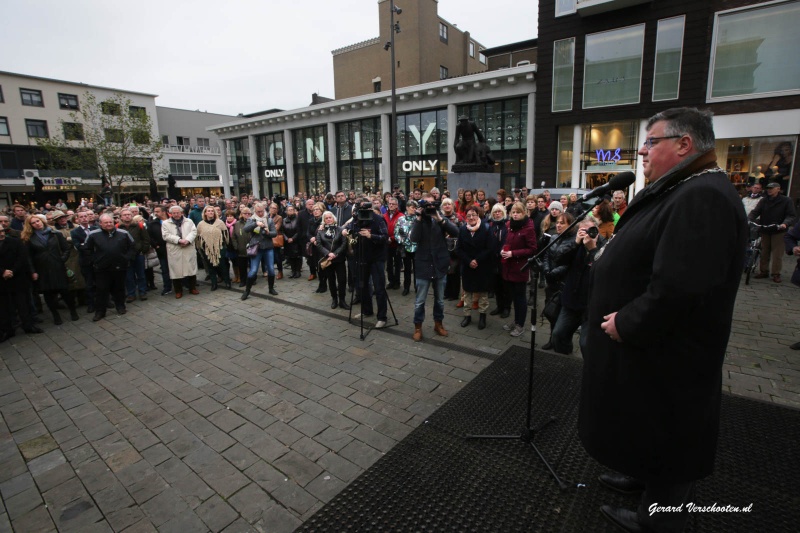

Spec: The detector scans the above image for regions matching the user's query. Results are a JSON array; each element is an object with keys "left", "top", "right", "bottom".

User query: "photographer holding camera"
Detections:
[
  {"left": 343, "top": 201, "right": 389, "bottom": 328},
  {"left": 409, "top": 192, "right": 459, "bottom": 341}
]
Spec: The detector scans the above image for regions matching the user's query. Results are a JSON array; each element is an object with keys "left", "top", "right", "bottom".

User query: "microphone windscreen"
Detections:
[{"left": 608, "top": 171, "right": 636, "bottom": 190}]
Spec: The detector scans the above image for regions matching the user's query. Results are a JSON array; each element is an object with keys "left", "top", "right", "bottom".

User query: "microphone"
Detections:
[{"left": 581, "top": 171, "right": 636, "bottom": 201}]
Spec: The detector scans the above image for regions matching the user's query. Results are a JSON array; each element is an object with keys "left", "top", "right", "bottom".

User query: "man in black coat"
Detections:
[
  {"left": 148, "top": 205, "right": 172, "bottom": 295},
  {"left": 71, "top": 210, "right": 98, "bottom": 312},
  {"left": 748, "top": 182, "right": 796, "bottom": 283},
  {"left": 581, "top": 107, "right": 748, "bottom": 533},
  {"left": 86, "top": 214, "right": 135, "bottom": 322},
  {"left": 344, "top": 202, "right": 390, "bottom": 329},
  {"left": 409, "top": 193, "right": 458, "bottom": 341},
  {"left": 297, "top": 199, "right": 316, "bottom": 281},
  {"left": 0, "top": 228, "right": 42, "bottom": 341}
]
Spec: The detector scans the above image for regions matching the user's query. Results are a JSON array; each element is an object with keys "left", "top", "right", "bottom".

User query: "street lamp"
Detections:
[{"left": 385, "top": 4, "right": 401, "bottom": 193}]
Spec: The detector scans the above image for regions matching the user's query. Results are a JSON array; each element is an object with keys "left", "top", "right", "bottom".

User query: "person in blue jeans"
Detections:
[
  {"left": 241, "top": 202, "right": 277, "bottom": 300},
  {"left": 409, "top": 193, "right": 459, "bottom": 341},
  {"left": 118, "top": 208, "right": 150, "bottom": 302}
]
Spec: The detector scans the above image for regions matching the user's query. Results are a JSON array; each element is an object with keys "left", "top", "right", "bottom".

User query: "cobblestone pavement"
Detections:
[{"left": 1, "top": 258, "right": 798, "bottom": 532}]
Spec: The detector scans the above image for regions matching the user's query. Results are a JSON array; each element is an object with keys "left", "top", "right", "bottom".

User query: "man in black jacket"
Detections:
[
  {"left": 71, "top": 210, "right": 98, "bottom": 312},
  {"left": 86, "top": 214, "right": 135, "bottom": 322},
  {"left": 297, "top": 199, "right": 316, "bottom": 281},
  {"left": 344, "top": 202, "right": 389, "bottom": 328},
  {"left": 0, "top": 227, "right": 42, "bottom": 341},
  {"left": 409, "top": 193, "right": 458, "bottom": 341},
  {"left": 748, "top": 182, "right": 796, "bottom": 283},
  {"left": 118, "top": 207, "right": 151, "bottom": 301},
  {"left": 582, "top": 108, "right": 747, "bottom": 533}
]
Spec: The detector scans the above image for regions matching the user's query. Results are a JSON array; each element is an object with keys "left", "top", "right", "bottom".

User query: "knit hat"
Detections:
[{"left": 548, "top": 201, "right": 563, "bottom": 212}]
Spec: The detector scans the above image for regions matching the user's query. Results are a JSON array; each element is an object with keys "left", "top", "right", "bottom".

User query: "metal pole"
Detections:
[{"left": 389, "top": 3, "right": 397, "bottom": 193}]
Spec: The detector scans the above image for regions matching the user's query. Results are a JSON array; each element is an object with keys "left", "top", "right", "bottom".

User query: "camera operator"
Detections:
[
  {"left": 343, "top": 201, "right": 389, "bottom": 328},
  {"left": 409, "top": 193, "right": 459, "bottom": 341}
]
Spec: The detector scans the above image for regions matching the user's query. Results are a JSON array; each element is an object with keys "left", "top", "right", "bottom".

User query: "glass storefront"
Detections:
[
  {"left": 716, "top": 136, "right": 796, "bottom": 195},
  {"left": 396, "top": 108, "right": 448, "bottom": 193},
  {"left": 226, "top": 138, "right": 252, "bottom": 197},
  {"left": 580, "top": 121, "right": 638, "bottom": 188},
  {"left": 256, "top": 132, "right": 287, "bottom": 200},
  {"left": 337, "top": 118, "right": 382, "bottom": 194},
  {"left": 293, "top": 126, "right": 329, "bottom": 196},
  {"left": 458, "top": 98, "right": 528, "bottom": 191}
]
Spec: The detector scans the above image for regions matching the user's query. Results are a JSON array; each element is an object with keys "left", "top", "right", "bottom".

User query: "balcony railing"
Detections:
[{"left": 162, "top": 144, "right": 221, "bottom": 155}]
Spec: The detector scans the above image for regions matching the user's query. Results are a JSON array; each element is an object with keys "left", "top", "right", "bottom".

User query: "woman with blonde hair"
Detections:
[
  {"left": 242, "top": 202, "right": 277, "bottom": 300},
  {"left": 315, "top": 211, "right": 350, "bottom": 310},
  {"left": 500, "top": 202, "right": 537, "bottom": 337},
  {"left": 196, "top": 206, "right": 231, "bottom": 291}
]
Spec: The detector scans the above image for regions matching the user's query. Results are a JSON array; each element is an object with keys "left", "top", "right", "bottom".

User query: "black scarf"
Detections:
[{"left": 509, "top": 215, "right": 529, "bottom": 231}]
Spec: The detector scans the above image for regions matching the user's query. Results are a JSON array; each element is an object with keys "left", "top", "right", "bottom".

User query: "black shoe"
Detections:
[
  {"left": 460, "top": 316, "right": 471, "bottom": 327},
  {"left": 23, "top": 326, "right": 44, "bottom": 334},
  {"left": 87, "top": 304, "right": 95, "bottom": 314},
  {"left": 478, "top": 313, "right": 486, "bottom": 330},
  {"left": 139, "top": 294, "right": 147, "bottom": 301},
  {"left": 225, "top": 281, "right": 232, "bottom": 289},
  {"left": 53, "top": 312, "right": 63, "bottom": 325},
  {"left": 161, "top": 288, "right": 172, "bottom": 296},
  {"left": 599, "top": 505, "right": 651, "bottom": 533},
  {"left": 489, "top": 307, "right": 501, "bottom": 316},
  {"left": 402, "top": 287, "right": 410, "bottom": 296},
  {"left": 791, "top": 341, "right": 800, "bottom": 350},
  {"left": 500, "top": 309, "right": 510, "bottom": 319},
  {"left": 362, "top": 311, "right": 374, "bottom": 318},
  {"left": 351, "top": 297, "right": 361, "bottom": 305},
  {"left": 116, "top": 307, "right": 127, "bottom": 315},
  {"left": 542, "top": 342, "right": 554, "bottom": 350},
  {"left": 70, "top": 310, "right": 80, "bottom": 321},
  {"left": 211, "top": 284, "right": 218, "bottom": 292},
  {"left": 338, "top": 298, "right": 350, "bottom": 310},
  {"left": 331, "top": 299, "right": 339, "bottom": 309},
  {"left": 315, "top": 285, "right": 327, "bottom": 294},
  {"left": 92, "top": 313, "right": 105, "bottom": 322},
  {"left": 598, "top": 473, "right": 646, "bottom": 495},
  {"left": 239, "top": 280, "right": 247, "bottom": 287}
]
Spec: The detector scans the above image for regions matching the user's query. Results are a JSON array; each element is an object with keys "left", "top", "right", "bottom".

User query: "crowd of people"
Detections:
[{"left": 1, "top": 181, "right": 631, "bottom": 344}]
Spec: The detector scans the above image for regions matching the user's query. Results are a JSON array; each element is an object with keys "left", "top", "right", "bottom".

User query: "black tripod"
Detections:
[
  {"left": 465, "top": 206, "right": 595, "bottom": 490},
  {"left": 347, "top": 228, "right": 399, "bottom": 341}
]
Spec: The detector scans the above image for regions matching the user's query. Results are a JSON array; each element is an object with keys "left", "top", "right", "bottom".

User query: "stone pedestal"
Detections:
[{"left": 446, "top": 172, "right": 502, "bottom": 194}]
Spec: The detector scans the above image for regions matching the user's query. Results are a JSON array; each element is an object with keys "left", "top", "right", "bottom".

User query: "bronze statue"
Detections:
[{"left": 452, "top": 115, "right": 495, "bottom": 173}]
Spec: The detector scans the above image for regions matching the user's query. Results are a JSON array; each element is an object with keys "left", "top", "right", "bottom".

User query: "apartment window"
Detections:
[
  {"left": 583, "top": 24, "right": 645, "bottom": 109},
  {"left": 63, "top": 122, "right": 84, "bottom": 141},
  {"left": 101, "top": 101, "right": 121, "bottom": 115},
  {"left": 374, "top": 80, "right": 382, "bottom": 92},
  {"left": 176, "top": 136, "right": 190, "bottom": 146},
  {"left": 169, "top": 159, "right": 218, "bottom": 175},
  {"left": 709, "top": 0, "right": 800, "bottom": 101},
  {"left": 21, "top": 88, "right": 44, "bottom": 107},
  {"left": 197, "top": 138, "right": 210, "bottom": 149},
  {"left": 653, "top": 16, "right": 685, "bottom": 102},
  {"left": 26, "top": 119, "right": 48, "bottom": 138},
  {"left": 162, "top": 135, "right": 169, "bottom": 145},
  {"left": 58, "top": 93, "right": 79, "bottom": 110},
  {"left": 469, "top": 42, "right": 475, "bottom": 58},
  {"left": 440, "top": 66, "right": 449, "bottom": 80},
  {"left": 0, "top": 85, "right": 4, "bottom": 103},
  {"left": 132, "top": 129, "right": 150, "bottom": 145},
  {"left": 105, "top": 128, "right": 123, "bottom": 143},
  {"left": 0, "top": 117, "right": 9, "bottom": 136},
  {"left": 439, "top": 22, "right": 448, "bottom": 43},
  {"left": 129, "top": 105, "right": 146, "bottom": 118},
  {"left": 552, "top": 38, "right": 576, "bottom": 112},
  {"left": 555, "top": 0, "right": 576, "bottom": 17},
  {"left": 479, "top": 49, "right": 487, "bottom": 65}
]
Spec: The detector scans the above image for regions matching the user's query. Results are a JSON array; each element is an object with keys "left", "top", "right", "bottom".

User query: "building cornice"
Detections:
[
  {"left": 331, "top": 37, "right": 381, "bottom": 56},
  {"left": 0, "top": 70, "right": 158, "bottom": 98},
  {"left": 209, "top": 63, "right": 537, "bottom": 136}
]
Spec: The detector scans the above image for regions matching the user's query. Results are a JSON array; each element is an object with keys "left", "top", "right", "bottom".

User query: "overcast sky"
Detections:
[{"left": 2, "top": 0, "right": 538, "bottom": 117}]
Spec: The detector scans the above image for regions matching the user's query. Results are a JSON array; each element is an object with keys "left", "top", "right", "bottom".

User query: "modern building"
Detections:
[
  {"left": 482, "top": 39, "right": 538, "bottom": 72},
  {"left": 156, "top": 106, "right": 237, "bottom": 198},
  {"left": 332, "top": 0, "right": 488, "bottom": 100},
  {"left": 0, "top": 71, "right": 160, "bottom": 208},
  {"left": 534, "top": 0, "right": 799, "bottom": 198},
  {"left": 209, "top": 64, "right": 537, "bottom": 199}
]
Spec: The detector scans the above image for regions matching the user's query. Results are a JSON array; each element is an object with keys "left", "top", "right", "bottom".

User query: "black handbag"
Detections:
[{"left": 542, "top": 290, "right": 562, "bottom": 324}]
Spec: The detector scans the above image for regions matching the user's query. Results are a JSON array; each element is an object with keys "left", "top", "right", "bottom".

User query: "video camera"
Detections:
[
  {"left": 356, "top": 201, "right": 374, "bottom": 223},
  {"left": 417, "top": 199, "right": 441, "bottom": 216}
]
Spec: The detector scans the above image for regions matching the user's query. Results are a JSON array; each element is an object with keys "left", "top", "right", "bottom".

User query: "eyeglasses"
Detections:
[{"left": 642, "top": 135, "right": 681, "bottom": 149}]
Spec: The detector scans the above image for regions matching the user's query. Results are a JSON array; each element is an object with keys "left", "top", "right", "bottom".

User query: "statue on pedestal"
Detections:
[{"left": 452, "top": 116, "right": 495, "bottom": 173}]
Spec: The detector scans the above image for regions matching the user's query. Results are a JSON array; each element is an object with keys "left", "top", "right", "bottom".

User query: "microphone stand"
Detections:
[{"left": 465, "top": 203, "right": 596, "bottom": 490}]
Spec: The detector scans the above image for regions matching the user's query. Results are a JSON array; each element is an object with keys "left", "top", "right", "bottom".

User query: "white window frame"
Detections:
[
  {"left": 652, "top": 15, "right": 686, "bottom": 102},
  {"left": 0, "top": 117, "right": 9, "bottom": 136},
  {"left": 552, "top": 37, "right": 576, "bottom": 113},
  {"left": 555, "top": 0, "right": 577, "bottom": 17},
  {"left": 582, "top": 23, "right": 646, "bottom": 110},
  {"left": 469, "top": 41, "right": 475, "bottom": 58},
  {"left": 706, "top": 0, "right": 800, "bottom": 103}
]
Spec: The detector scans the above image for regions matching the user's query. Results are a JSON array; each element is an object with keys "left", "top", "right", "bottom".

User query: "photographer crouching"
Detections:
[
  {"left": 343, "top": 201, "right": 389, "bottom": 329},
  {"left": 409, "top": 192, "right": 459, "bottom": 341}
]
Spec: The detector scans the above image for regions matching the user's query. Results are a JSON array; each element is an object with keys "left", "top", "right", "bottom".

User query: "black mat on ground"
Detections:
[{"left": 299, "top": 345, "right": 800, "bottom": 532}]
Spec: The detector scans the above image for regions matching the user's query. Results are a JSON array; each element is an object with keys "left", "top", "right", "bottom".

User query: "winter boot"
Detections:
[
  {"left": 413, "top": 323, "right": 423, "bottom": 342},
  {"left": 241, "top": 277, "right": 254, "bottom": 300},
  {"left": 268, "top": 275, "right": 278, "bottom": 296},
  {"left": 434, "top": 321, "right": 448, "bottom": 337},
  {"left": 478, "top": 313, "right": 487, "bottom": 330}
]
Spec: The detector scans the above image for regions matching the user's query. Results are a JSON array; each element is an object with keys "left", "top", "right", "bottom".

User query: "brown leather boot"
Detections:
[
  {"left": 434, "top": 321, "right": 448, "bottom": 337},
  {"left": 413, "top": 323, "right": 423, "bottom": 342},
  {"left": 232, "top": 275, "right": 240, "bottom": 284},
  {"left": 276, "top": 272, "right": 283, "bottom": 280}
]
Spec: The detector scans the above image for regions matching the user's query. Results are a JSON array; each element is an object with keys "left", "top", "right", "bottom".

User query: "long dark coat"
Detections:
[
  {"left": 579, "top": 151, "right": 748, "bottom": 483},
  {"left": 456, "top": 224, "right": 492, "bottom": 292},
  {"left": 0, "top": 237, "right": 31, "bottom": 292},
  {"left": 26, "top": 230, "right": 71, "bottom": 292},
  {"left": 501, "top": 217, "right": 536, "bottom": 283}
]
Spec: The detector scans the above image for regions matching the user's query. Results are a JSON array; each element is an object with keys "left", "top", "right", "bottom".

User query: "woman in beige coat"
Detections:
[{"left": 161, "top": 206, "right": 198, "bottom": 298}]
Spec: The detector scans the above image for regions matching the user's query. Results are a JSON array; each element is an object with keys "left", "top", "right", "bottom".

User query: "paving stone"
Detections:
[
  {"left": 0, "top": 472, "right": 36, "bottom": 500},
  {"left": 273, "top": 450, "right": 324, "bottom": 487},
  {"left": 158, "top": 509, "right": 208, "bottom": 533},
  {"left": 338, "top": 439, "right": 384, "bottom": 470},
  {"left": 305, "top": 472, "right": 347, "bottom": 503},
  {"left": 253, "top": 505, "right": 303, "bottom": 533},
  {"left": 222, "top": 443, "right": 260, "bottom": 471},
  {"left": 9, "top": 504, "right": 56, "bottom": 533},
  {"left": 315, "top": 452, "right": 362, "bottom": 483},
  {"left": 290, "top": 436, "right": 329, "bottom": 462},
  {"left": 140, "top": 488, "right": 189, "bottom": 527},
  {"left": 228, "top": 483, "right": 276, "bottom": 524},
  {"left": 195, "top": 495, "right": 239, "bottom": 532},
  {"left": 244, "top": 460, "right": 287, "bottom": 493}
]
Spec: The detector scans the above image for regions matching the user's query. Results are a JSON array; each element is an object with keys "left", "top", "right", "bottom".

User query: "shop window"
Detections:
[
  {"left": 709, "top": 0, "right": 800, "bottom": 101},
  {"left": 0, "top": 117, "right": 9, "bottom": 136},
  {"left": 21, "top": 88, "right": 44, "bottom": 107},
  {"left": 583, "top": 24, "right": 645, "bottom": 109},
  {"left": 653, "top": 16, "right": 685, "bottom": 102},
  {"left": 63, "top": 122, "right": 84, "bottom": 141},
  {"left": 439, "top": 22, "right": 448, "bottom": 43},
  {"left": 715, "top": 136, "right": 795, "bottom": 194},
  {"left": 58, "top": 93, "right": 79, "bottom": 110},
  {"left": 26, "top": 119, "right": 48, "bottom": 138},
  {"left": 552, "top": 37, "right": 575, "bottom": 112}
]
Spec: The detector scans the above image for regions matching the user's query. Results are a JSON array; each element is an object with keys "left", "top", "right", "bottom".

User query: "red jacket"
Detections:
[
  {"left": 383, "top": 210, "right": 403, "bottom": 248},
  {"left": 501, "top": 217, "right": 537, "bottom": 283}
]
